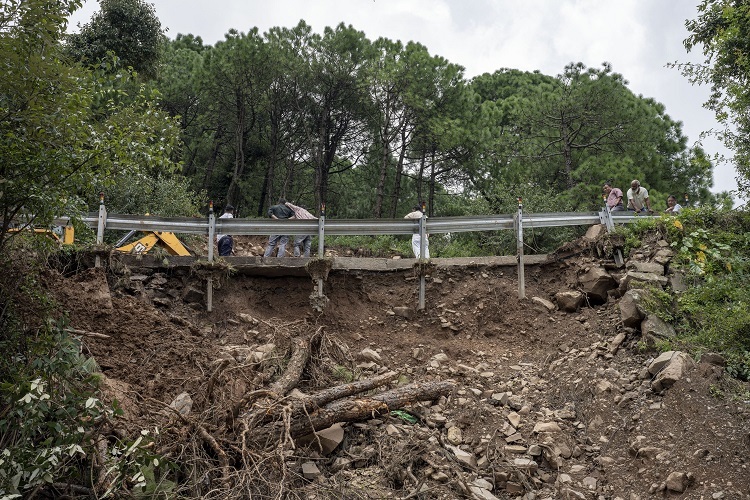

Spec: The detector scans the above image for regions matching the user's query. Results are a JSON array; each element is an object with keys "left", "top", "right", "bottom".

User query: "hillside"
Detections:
[{"left": 44, "top": 231, "right": 750, "bottom": 499}]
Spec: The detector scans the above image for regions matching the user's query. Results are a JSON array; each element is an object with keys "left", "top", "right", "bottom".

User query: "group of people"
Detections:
[
  {"left": 263, "top": 198, "right": 316, "bottom": 258},
  {"left": 214, "top": 199, "right": 316, "bottom": 258},
  {"left": 602, "top": 179, "right": 683, "bottom": 215},
  {"left": 216, "top": 199, "right": 431, "bottom": 260}
]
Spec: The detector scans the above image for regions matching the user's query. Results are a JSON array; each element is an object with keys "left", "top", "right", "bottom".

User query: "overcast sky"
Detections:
[{"left": 69, "top": 0, "right": 743, "bottom": 203}]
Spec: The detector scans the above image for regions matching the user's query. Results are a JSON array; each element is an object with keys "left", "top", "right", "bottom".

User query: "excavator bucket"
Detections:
[{"left": 115, "top": 231, "right": 191, "bottom": 256}]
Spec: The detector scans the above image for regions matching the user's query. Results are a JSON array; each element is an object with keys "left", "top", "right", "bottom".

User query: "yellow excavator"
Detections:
[
  {"left": 114, "top": 230, "right": 192, "bottom": 256},
  {"left": 6, "top": 225, "right": 75, "bottom": 245}
]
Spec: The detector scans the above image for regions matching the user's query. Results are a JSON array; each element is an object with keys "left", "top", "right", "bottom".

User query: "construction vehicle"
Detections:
[
  {"left": 114, "top": 230, "right": 192, "bottom": 256},
  {"left": 6, "top": 225, "right": 75, "bottom": 245}
]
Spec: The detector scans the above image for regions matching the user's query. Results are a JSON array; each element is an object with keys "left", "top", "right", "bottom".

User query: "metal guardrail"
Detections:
[
  {"left": 52, "top": 202, "right": 646, "bottom": 309},
  {"left": 56, "top": 210, "right": 642, "bottom": 236}
]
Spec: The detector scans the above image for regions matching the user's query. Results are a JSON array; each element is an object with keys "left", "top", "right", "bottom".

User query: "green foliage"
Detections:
[
  {"left": 0, "top": 249, "right": 175, "bottom": 497},
  {"left": 65, "top": 0, "right": 165, "bottom": 79},
  {"left": 1, "top": 1, "right": 189, "bottom": 250},
  {"left": 682, "top": 0, "right": 750, "bottom": 197},
  {"left": 658, "top": 208, "right": 750, "bottom": 380}
]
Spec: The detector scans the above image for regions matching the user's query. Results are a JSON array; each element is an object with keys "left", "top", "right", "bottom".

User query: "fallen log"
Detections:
[{"left": 254, "top": 379, "right": 456, "bottom": 444}]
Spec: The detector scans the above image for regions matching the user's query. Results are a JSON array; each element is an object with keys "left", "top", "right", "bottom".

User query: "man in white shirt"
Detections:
[
  {"left": 216, "top": 205, "right": 234, "bottom": 256},
  {"left": 404, "top": 204, "right": 429, "bottom": 259},
  {"left": 626, "top": 180, "right": 653, "bottom": 214}
]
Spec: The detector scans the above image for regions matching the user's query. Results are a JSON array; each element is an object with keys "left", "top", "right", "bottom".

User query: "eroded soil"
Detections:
[{"left": 46, "top": 236, "right": 750, "bottom": 499}]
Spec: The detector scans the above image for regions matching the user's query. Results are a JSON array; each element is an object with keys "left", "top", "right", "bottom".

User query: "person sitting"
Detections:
[
  {"left": 602, "top": 181, "right": 624, "bottom": 212},
  {"left": 665, "top": 195, "right": 682, "bottom": 215},
  {"left": 626, "top": 179, "right": 653, "bottom": 214}
]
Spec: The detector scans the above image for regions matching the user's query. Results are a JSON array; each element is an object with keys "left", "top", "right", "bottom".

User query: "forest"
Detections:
[{"left": 3, "top": 0, "right": 736, "bottom": 247}]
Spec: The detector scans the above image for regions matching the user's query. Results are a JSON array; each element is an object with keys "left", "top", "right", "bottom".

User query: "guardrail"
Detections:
[{"left": 53, "top": 201, "right": 644, "bottom": 310}]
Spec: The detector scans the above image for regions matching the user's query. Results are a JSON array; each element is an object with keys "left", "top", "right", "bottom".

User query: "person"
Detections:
[
  {"left": 626, "top": 179, "right": 653, "bottom": 214},
  {"left": 263, "top": 198, "right": 294, "bottom": 258},
  {"left": 602, "top": 181, "right": 624, "bottom": 211},
  {"left": 404, "top": 204, "right": 429, "bottom": 259},
  {"left": 285, "top": 201, "right": 316, "bottom": 258},
  {"left": 665, "top": 195, "right": 682, "bottom": 215},
  {"left": 216, "top": 205, "right": 234, "bottom": 256}
]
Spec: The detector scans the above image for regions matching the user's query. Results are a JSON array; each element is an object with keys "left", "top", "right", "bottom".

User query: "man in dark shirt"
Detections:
[{"left": 263, "top": 198, "right": 294, "bottom": 258}]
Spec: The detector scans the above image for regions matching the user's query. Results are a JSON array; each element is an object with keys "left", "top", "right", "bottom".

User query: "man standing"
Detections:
[
  {"left": 285, "top": 201, "right": 316, "bottom": 258},
  {"left": 216, "top": 205, "right": 234, "bottom": 256},
  {"left": 263, "top": 198, "right": 293, "bottom": 258},
  {"left": 404, "top": 204, "right": 429, "bottom": 259},
  {"left": 626, "top": 180, "right": 653, "bottom": 213},
  {"left": 602, "top": 181, "right": 624, "bottom": 211}
]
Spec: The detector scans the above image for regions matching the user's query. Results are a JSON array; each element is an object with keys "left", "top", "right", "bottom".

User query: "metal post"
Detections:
[
  {"left": 207, "top": 202, "right": 215, "bottom": 312},
  {"left": 317, "top": 204, "right": 325, "bottom": 297},
  {"left": 516, "top": 197, "right": 525, "bottom": 299},
  {"left": 418, "top": 214, "right": 426, "bottom": 311},
  {"left": 600, "top": 205, "right": 624, "bottom": 267},
  {"left": 95, "top": 192, "right": 106, "bottom": 268}
]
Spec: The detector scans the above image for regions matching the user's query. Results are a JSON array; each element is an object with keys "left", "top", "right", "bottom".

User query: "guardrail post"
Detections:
[
  {"left": 418, "top": 213, "right": 426, "bottom": 311},
  {"left": 207, "top": 202, "right": 215, "bottom": 312},
  {"left": 599, "top": 206, "right": 624, "bottom": 267},
  {"left": 317, "top": 204, "right": 326, "bottom": 298},
  {"left": 516, "top": 198, "right": 525, "bottom": 299},
  {"left": 95, "top": 193, "right": 106, "bottom": 268}
]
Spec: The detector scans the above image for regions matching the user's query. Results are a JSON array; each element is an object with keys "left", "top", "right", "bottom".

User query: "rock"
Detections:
[
  {"left": 651, "top": 352, "right": 694, "bottom": 392},
  {"left": 533, "top": 422, "right": 561, "bottom": 433},
  {"left": 507, "top": 411, "right": 521, "bottom": 428},
  {"left": 393, "top": 306, "right": 413, "bottom": 319},
  {"left": 582, "top": 476, "right": 597, "bottom": 490},
  {"left": 237, "top": 313, "right": 258, "bottom": 324},
  {"left": 621, "top": 271, "right": 669, "bottom": 291},
  {"left": 469, "top": 486, "right": 500, "bottom": 500},
  {"left": 608, "top": 331, "right": 626, "bottom": 354},
  {"left": 641, "top": 315, "right": 676, "bottom": 346},
  {"left": 619, "top": 289, "right": 647, "bottom": 327},
  {"left": 648, "top": 351, "right": 679, "bottom": 375},
  {"left": 301, "top": 461, "right": 321, "bottom": 480},
  {"left": 297, "top": 423, "right": 344, "bottom": 455},
  {"left": 447, "top": 426, "right": 463, "bottom": 445},
  {"left": 169, "top": 392, "right": 192, "bottom": 416},
  {"left": 182, "top": 286, "right": 204, "bottom": 304},
  {"left": 668, "top": 272, "right": 688, "bottom": 292},
  {"left": 583, "top": 224, "right": 606, "bottom": 241},
  {"left": 357, "top": 348, "right": 382, "bottom": 362},
  {"left": 447, "top": 445, "right": 477, "bottom": 468},
  {"left": 512, "top": 458, "right": 538, "bottom": 472},
  {"left": 665, "top": 471, "right": 690, "bottom": 493},
  {"left": 532, "top": 296, "right": 556, "bottom": 312},
  {"left": 628, "top": 261, "right": 664, "bottom": 275},
  {"left": 653, "top": 248, "right": 675, "bottom": 265},
  {"left": 555, "top": 291, "right": 584, "bottom": 312},
  {"left": 330, "top": 457, "right": 351, "bottom": 472},
  {"left": 579, "top": 267, "right": 617, "bottom": 304},
  {"left": 700, "top": 352, "right": 726, "bottom": 366}
]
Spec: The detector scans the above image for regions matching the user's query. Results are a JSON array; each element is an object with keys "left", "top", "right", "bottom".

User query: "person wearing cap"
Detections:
[
  {"left": 404, "top": 204, "right": 429, "bottom": 259},
  {"left": 626, "top": 180, "right": 653, "bottom": 214},
  {"left": 216, "top": 205, "right": 234, "bottom": 256}
]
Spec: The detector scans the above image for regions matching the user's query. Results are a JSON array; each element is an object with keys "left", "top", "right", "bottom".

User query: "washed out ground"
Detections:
[{"left": 46, "top": 235, "right": 750, "bottom": 499}]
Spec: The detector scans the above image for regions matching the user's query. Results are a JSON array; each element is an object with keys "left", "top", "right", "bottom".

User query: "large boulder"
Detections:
[
  {"left": 579, "top": 267, "right": 617, "bottom": 304},
  {"left": 619, "top": 271, "right": 668, "bottom": 293},
  {"left": 619, "top": 289, "right": 647, "bottom": 327},
  {"left": 641, "top": 315, "right": 676, "bottom": 347}
]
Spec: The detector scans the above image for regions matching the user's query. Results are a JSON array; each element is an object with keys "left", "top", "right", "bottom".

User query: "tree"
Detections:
[
  {"left": 683, "top": 0, "right": 750, "bottom": 197},
  {"left": 65, "top": 0, "right": 164, "bottom": 79},
  {"left": 0, "top": 0, "right": 185, "bottom": 250}
]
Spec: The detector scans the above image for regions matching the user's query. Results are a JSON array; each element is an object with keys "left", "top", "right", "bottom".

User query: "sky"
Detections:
[{"left": 68, "top": 0, "right": 744, "bottom": 204}]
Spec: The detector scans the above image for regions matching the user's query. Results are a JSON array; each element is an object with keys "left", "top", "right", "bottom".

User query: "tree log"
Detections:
[{"left": 254, "top": 379, "right": 456, "bottom": 444}]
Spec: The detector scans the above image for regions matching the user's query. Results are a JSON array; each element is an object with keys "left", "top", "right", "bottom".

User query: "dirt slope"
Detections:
[{"left": 47, "top": 237, "right": 750, "bottom": 499}]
